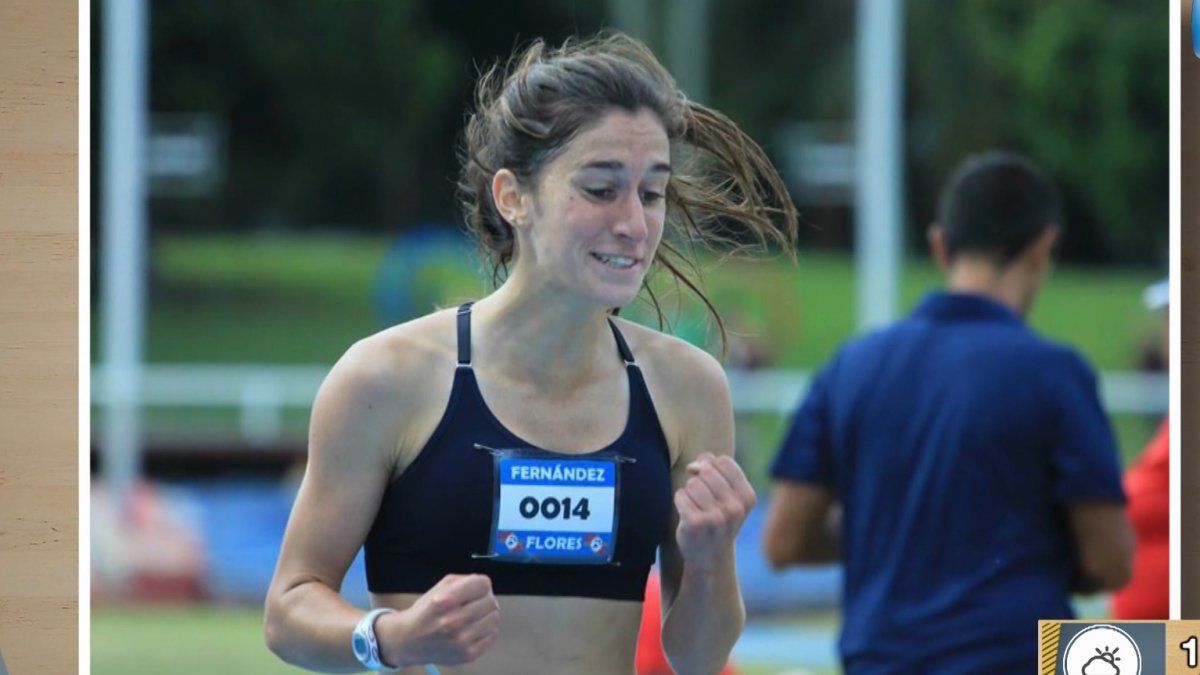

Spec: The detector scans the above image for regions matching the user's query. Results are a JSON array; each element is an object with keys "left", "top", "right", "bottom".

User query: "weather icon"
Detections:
[
  {"left": 1063, "top": 625, "right": 1141, "bottom": 675},
  {"left": 1080, "top": 645, "right": 1121, "bottom": 675}
]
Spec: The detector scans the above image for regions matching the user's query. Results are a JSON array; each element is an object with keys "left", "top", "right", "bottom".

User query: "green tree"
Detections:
[
  {"left": 146, "top": 1, "right": 461, "bottom": 232},
  {"left": 907, "top": 0, "right": 1167, "bottom": 264},
  {"left": 707, "top": 0, "right": 1166, "bottom": 264}
]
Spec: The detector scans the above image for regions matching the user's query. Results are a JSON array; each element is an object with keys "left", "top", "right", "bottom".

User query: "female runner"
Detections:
[{"left": 265, "top": 32, "right": 798, "bottom": 674}]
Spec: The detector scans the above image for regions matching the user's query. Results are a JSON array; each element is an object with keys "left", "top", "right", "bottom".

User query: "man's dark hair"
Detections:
[{"left": 937, "top": 150, "right": 1061, "bottom": 265}]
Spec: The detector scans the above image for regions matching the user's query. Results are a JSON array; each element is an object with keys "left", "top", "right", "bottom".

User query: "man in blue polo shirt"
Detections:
[{"left": 763, "top": 151, "right": 1133, "bottom": 673}]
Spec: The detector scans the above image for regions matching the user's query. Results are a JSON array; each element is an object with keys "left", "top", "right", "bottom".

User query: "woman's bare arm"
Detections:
[
  {"left": 263, "top": 333, "right": 500, "bottom": 671},
  {"left": 263, "top": 339, "right": 410, "bottom": 670},
  {"left": 648, "top": 342, "right": 753, "bottom": 675}
]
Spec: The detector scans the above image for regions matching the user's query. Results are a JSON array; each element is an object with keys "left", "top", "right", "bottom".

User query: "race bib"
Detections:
[{"left": 483, "top": 448, "right": 621, "bottom": 564}]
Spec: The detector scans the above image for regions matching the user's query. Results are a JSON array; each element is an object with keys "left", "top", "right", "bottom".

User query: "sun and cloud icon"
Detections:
[
  {"left": 1080, "top": 645, "right": 1121, "bottom": 675},
  {"left": 1063, "top": 625, "right": 1141, "bottom": 675}
]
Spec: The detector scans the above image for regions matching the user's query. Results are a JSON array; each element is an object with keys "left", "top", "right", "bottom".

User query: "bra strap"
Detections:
[
  {"left": 607, "top": 319, "right": 636, "bottom": 365},
  {"left": 456, "top": 302, "right": 474, "bottom": 366}
]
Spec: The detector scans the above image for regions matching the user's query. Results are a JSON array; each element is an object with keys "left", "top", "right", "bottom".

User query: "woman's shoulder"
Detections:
[
  {"left": 609, "top": 317, "right": 727, "bottom": 391},
  {"left": 308, "top": 306, "right": 465, "bottom": 470},
  {"left": 361, "top": 306, "right": 460, "bottom": 364},
  {"left": 319, "top": 307, "right": 461, "bottom": 418},
  {"left": 609, "top": 317, "right": 731, "bottom": 445}
]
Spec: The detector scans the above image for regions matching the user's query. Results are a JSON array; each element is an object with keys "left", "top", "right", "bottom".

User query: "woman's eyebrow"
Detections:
[{"left": 578, "top": 160, "right": 673, "bottom": 174}]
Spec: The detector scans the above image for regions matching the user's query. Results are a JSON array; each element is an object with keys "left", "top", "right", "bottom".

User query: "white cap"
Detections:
[{"left": 1142, "top": 278, "right": 1168, "bottom": 310}]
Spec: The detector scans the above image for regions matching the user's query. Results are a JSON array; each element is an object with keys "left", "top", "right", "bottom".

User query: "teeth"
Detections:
[{"left": 594, "top": 253, "right": 636, "bottom": 268}]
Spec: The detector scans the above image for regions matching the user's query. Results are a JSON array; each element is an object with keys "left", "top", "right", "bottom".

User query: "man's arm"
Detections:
[
  {"left": 763, "top": 358, "right": 841, "bottom": 569},
  {"left": 762, "top": 481, "right": 839, "bottom": 568},
  {"left": 1068, "top": 502, "right": 1134, "bottom": 593},
  {"left": 1044, "top": 352, "right": 1134, "bottom": 595}
]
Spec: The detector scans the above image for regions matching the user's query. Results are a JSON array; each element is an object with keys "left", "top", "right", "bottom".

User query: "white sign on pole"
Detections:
[{"left": 148, "top": 113, "right": 223, "bottom": 197}]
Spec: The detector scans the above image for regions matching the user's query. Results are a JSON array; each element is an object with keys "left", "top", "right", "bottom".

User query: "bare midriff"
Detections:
[{"left": 372, "top": 592, "right": 644, "bottom": 675}]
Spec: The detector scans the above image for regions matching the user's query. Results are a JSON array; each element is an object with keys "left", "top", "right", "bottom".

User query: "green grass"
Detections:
[
  {"left": 86, "top": 606, "right": 770, "bottom": 674},
  {"left": 90, "top": 605, "right": 836, "bottom": 675},
  {"left": 91, "top": 599, "right": 1108, "bottom": 674},
  {"left": 90, "top": 234, "right": 1164, "bottom": 474},
  {"left": 92, "top": 605, "right": 306, "bottom": 674},
  {"left": 92, "top": 234, "right": 1162, "bottom": 369}
]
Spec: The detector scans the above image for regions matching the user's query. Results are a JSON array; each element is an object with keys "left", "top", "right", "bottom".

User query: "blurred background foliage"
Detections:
[
  {"left": 87, "top": 0, "right": 1167, "bottom": 458},
  {"left": 92, "top": 0, "right": 1167, "bottom": 267},
  {"left": 906, "top": 0, "right": 1168, "bottom": 264}
]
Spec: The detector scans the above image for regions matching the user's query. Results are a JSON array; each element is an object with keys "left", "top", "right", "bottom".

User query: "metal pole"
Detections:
[
  {"left": 854, "top": 0, "right": 904, "bottom": 330},
  {"left": 665, "top": 0, "right": 712, "bottom": 104},
  {"left": 102, "top": 0, "right": 149, "bottom": 514}
]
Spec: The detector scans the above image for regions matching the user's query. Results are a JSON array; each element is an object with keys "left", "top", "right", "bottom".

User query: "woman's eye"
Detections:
[
  {"left": 641, "top": 191, "right": 664, "bottom": 204},
  {"left": 585, "top": 187, "right": 615, "bottom": 199}
]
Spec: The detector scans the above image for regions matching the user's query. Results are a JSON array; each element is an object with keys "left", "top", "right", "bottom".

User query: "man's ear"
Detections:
[
  {"left": 492, "top": 169, "right": 530, "bottom": 231},
  {"left": 1026, "top": 226, "right": 1060, "bottom": 272},
  {"left": 927, "top": 225, "right": 951, "bottom": 271}
]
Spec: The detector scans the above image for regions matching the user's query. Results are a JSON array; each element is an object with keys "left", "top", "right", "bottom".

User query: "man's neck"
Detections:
[{"left": 943, "top": 257, "right": 1034, "bottom": 317}]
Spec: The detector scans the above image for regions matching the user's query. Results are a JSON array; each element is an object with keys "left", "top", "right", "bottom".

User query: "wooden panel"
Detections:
[{"left": 0, "top": 0, "right": 79, "bottom": 672}]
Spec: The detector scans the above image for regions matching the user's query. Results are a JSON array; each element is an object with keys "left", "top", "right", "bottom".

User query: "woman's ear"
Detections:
[{"left": 492, "top": 169, "right": 530, "bottom": 231}]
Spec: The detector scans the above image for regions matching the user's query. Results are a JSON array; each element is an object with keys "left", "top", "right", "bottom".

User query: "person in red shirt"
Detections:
[{"left": 1111, "top": 279, "right": 1169, "bottom": 619}]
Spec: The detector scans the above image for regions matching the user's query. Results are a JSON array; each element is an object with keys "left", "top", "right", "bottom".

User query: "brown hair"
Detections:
[{"left": 458, "top": 32, "right": 798, "bottom": 354}]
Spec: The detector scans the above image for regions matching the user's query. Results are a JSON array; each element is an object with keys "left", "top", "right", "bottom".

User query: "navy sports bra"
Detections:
[{"left": 363, "top": 303, "right": 674, "bottom": 601}]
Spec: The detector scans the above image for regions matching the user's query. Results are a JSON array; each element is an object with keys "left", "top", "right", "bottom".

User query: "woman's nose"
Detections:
[{"left": 611, "top": 192, "right": 648, "bottom": 241}]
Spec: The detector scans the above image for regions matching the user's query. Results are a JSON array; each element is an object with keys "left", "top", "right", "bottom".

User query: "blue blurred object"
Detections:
[
  {"left": 161, "top": 481, "right": 837, "bottom": 615},
  {"left": 733, "top": 620, "right": 839, "bottom": 669},
  {"left": 183, "top": 481, "right": 370, "bottom": 606},
  {"left": 1194, "top": 0, "right": 1199, "bottom": 58},
  {"left": 372, "top": 227, "right": 476, "bottom": 328},
  {"left": 735, "top": 503, "right": 842, "bottom": 613}
]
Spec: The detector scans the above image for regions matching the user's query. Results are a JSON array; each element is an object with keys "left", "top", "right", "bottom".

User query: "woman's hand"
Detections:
[
  {"left": 378, "top": 574, "right": 500, "bottom": 667},
  {"left": 673, "top": 453, "right": 757, "bottom": 572}
]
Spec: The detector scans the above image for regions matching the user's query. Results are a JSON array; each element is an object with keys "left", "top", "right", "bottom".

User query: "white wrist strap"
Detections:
[{"left": 352, "top": 607, "right": 399, "bottom": 672}]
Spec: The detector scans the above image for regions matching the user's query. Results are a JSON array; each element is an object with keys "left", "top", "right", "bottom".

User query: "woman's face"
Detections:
[{"left": 517, "top": 107, "right": 670, "bottom": 308}]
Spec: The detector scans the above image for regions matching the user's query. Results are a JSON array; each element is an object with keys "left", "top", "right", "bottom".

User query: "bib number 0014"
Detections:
[
  {"left": 519, "top": 496, "right": 591, "bottom": 520},
  {"left": 485, "top": 450, "right": 621, "bottom": 565}
]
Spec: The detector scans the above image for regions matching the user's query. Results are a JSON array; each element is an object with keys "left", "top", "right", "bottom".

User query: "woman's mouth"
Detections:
[{"left": 591, "top": 252, "right": 638, "bottom": 269}]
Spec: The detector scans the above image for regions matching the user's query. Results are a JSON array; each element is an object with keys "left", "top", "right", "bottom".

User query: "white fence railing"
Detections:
[{"left": 91, "top": 365, "right": 1169, "bottom": 447}]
